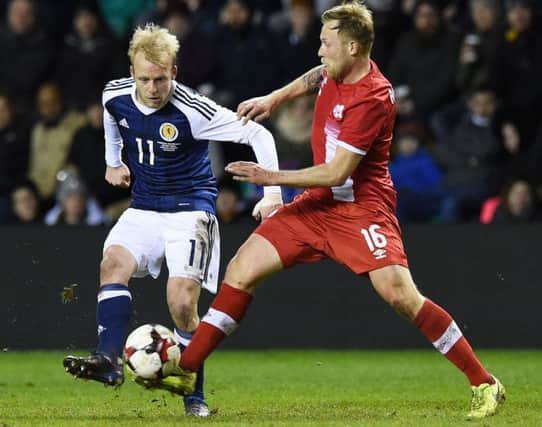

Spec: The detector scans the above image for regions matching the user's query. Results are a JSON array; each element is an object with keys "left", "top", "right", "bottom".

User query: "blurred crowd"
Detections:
[{"left": 0, "top": 0, "right": 541, "bottom": 226}]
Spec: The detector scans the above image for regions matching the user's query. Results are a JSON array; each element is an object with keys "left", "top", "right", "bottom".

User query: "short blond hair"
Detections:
[
  {"left": 322, "top": 1, "right": 374, "bottom": 56},
  {"left": 128, "top": 23, "right": 180, "bottom": 67}
]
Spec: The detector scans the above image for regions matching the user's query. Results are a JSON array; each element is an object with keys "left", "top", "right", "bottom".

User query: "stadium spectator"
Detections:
[
  {"left": 491, "top": 0, "right": 542, "bottom": 143},
  {"left": 271, "top": 95, "right": 315, "bottom": 202},
  {"left": 364, "top": 0, "right": 403, "bottom": 71},
  {"left": 0, "top": 93, "right": 30, "bottom": 222},
  {"left": 432, "top": 0, "right": 502, "bottom": 139},
  {"left": 55, "top": 7, "right": 120, "bottom": 110},
  {"left": 27, "top": 83, "right": 87, "bottom": 204},
  {"left": 496, "top": 119, "right": 533, "bottom": 190},
  {"left": 180, "top": 0, "right": 223, "bottom": 37},
  {"left": 66, "top": 101, "right": 130, "bottom": 220},
  {"left": 440, "top": 0, "right": 472, "bottom": 30},
  {"left": 10, "top": 180, "right": 43, "bottom": 224},
  {"left": 272, "top": 95, "right": 315, "bottom": 170},
  {"left": 213, "top": 0, "right": 279, "bottom": 110},
  {"left": 212, "top": 0, "right": 281, "bottom": 167},
  {"left": 491, "top": 178, "right": 542, "bottom": 223},
  {"left": 272, "top": 0, "right": 321, "bottom": 85},
  {"left": 162, "top": 7, "right": 217, "bottom": 90},
  {"left": 178, "top": 3, "right": 505, "bottom": 420},
  {"left": 387, "top": 1, "right": 460, "bottom": 125},
  {"left": 62, "top": 24, "right": 282, "bottom": 418},
  {"left": 390, "top": 123, "right": 443, "bottom": 223},
  {"left": 44, "top": 171, "right": 110, "bottom": 226},
  {"left": 457, "top": 0, "right": 502, "bottom": 93},
  {"left": 0, "top": 0, "right": 55, "bottom": 114},
  {"left": 432, "top": 87, "right": 501, "bottom": 221}
]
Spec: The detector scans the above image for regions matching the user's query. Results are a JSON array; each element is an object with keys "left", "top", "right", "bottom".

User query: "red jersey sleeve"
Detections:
[{"left": 337, "top": 99, "right": 387, "bottom": 155}]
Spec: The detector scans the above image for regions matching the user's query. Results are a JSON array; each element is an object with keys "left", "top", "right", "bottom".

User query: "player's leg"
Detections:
[
  {"left": 96, "top": 245, "right": 137, "bottom": 357},
  {"left": 132, "top": 211, "right": 216, "bottom": 405},
  {"left": 64, "top": 208, "right": 161, "bottom": 386},
  {"left": 180, "top": 233, "right": 283, "bottom": 373},
  {"left": 369, "top": 264, "right": 505, "bottom": 418},
  {"left": 167, "top": 277, "right": 210, "bottom": 417},
  {"left": 63, "top": 245, "right": 137, "bottom": 386}
]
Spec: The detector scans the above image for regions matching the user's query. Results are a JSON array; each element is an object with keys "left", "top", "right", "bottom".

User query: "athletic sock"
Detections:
[
  {"left": 414, "top": 298, "right": 493, "bottom": 386},
  {"left": 96, "top": 283, "right": 132, "bottom": 359},
  {"left": 175, "top": 328, "right": 205, "bottom": 402},
  {"left": 180, "top": 283, "right": 253, "bottom": 372}
]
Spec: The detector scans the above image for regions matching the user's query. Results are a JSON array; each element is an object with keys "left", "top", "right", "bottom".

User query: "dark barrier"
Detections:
[{"left": 1, "top": 222, "right": 541, "bottom": 349}]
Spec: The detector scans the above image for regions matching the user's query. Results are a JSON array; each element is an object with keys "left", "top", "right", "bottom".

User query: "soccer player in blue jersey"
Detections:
[{"left": 63, "top": 24, "right": 283, "bottom": 417}]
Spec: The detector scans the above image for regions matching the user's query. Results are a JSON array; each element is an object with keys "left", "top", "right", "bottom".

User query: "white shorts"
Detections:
[{"left": 104, "top": 208, "right": 220, "bottom": 293}]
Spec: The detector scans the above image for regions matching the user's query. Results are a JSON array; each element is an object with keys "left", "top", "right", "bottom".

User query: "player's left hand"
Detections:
[{"left": 225, "top": 161, "right": 275, "bottom": 186}]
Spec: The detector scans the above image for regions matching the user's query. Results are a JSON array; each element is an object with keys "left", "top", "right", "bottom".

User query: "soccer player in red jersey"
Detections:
[{"left": 173, "top": 1, "right": 505, "bottom": 419}]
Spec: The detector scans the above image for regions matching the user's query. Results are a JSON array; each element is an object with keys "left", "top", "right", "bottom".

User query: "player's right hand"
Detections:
[
  {"left": 105, "top": 164, "right": 131, "bottom": 188},
  {"left": 237, "top": 93, "right": 280, "bottom": 124}
]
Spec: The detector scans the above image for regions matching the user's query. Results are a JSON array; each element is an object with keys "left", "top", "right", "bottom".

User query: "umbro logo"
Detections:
[
  {"left": 373, "top": 248, "right": 387, "bottom": 259},
  {"left": 119, "top": 118, "right": 129, "bottom": 128}
]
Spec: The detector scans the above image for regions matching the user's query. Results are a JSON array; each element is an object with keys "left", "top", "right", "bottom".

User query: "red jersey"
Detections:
[{"left": 307, "top": 60, "right": 397, "bottom": 212}]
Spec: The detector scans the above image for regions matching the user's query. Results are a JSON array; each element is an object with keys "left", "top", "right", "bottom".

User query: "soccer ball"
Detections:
[{"left": 123, "top": 324, "right": 181, "bottom": 379}]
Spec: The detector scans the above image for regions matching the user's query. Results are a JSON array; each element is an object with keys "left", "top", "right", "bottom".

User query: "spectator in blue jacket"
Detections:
[{"left": 391, "top": 123, "right": 443, "bottom": 223}]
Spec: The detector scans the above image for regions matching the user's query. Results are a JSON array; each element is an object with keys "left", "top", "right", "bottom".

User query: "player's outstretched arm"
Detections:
[
  {"left": 226, "top": 146, "right": 362, "bottom": 189},
  {"left": 237, "top": 65, "right": 324, "bottom": 124}
]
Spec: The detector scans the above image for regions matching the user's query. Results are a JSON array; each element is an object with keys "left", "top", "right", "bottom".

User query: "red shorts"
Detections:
[{"left": 255, "top": 193, "right": 408, "bottom": 274}]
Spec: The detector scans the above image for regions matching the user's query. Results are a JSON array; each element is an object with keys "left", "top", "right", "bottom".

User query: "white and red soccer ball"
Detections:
[{"left": 123, "top": 324, "right": 180, "bottom": 379}]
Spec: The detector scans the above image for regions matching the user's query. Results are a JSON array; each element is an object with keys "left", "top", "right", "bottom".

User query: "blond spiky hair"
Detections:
[
  {"left": 128, "top": 23, "right": 180, "bottom": 67},
  {"left": 322, "top": 1, "right": 374, "bottom": 56}
]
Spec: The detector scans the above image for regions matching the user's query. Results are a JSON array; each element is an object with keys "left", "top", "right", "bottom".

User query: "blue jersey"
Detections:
[{"left": 103, "top": 79, "right": 228, "bottom": 213}]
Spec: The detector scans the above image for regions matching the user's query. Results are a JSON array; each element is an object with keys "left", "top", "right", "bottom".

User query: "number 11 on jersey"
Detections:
[{"left": 136, "top": 137, "right": 155, "bottom": 165}]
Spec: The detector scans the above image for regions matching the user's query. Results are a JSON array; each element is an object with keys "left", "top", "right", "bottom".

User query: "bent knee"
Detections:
[
  {"left": 223, "top": 234, "right": 282, "bottom": 292},
  {"left": 224, "top": 254, "right": 257, "bottom": 291},
  {"left": 100, "top": 253, "right": 124, "bottom": 275},
  {"left": 372, "top": 270, "right": 423, "bottom": 319},
  {"left": 387, "top": 294, "right": 421, "bottom": 319}
]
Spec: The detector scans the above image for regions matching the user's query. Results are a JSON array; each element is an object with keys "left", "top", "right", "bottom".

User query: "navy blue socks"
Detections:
[
  {"left": 96, "top": 284, "right": 132, "bottom": 359},
  {"left": 175, "top": 328, "right": 205, "bottom": 402}
]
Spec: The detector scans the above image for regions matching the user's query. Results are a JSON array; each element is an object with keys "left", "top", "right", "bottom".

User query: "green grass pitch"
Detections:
[{"left": 0, "top": 350, "right": 540, "bottom": 426}]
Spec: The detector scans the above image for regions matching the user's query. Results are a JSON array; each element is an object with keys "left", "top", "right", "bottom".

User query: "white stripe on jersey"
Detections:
[
  {"left": 105, "top": 77, "right": 134, "bottom": 88},
  {"left": 337, "top": 140, "right": 366, "bottom": 155},
  {"left": 175, "top": 85, "right": 216, "bottom": 115},
  {"left": 102, "top": 80, "right": 133, "bottom": 104},
  {"left": 324, "top": 122, "right": 355, "bottom": 202},
  {"left": 172, "top": 85, "right": 216, "bottom": 120}
]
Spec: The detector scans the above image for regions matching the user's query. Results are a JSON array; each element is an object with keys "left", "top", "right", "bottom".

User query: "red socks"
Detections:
[
  {"left": 182, "top": 287, "right": 493, "bottom": 387},
  {"left": 180, "top": 283, "right": 253, "bottom": 372},
  {"left": 414, "top": 299, "right": 493, "bottom": 386}
]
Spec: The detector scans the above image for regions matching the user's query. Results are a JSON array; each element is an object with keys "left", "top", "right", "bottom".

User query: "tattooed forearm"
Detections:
[{"left": 301, "top": 65, "right": 325, "bottom": 94}]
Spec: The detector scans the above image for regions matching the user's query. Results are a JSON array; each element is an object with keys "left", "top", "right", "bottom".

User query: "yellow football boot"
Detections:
[{"left": 467, "top": 376, "right": 506, "bottom": 420}]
